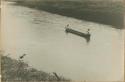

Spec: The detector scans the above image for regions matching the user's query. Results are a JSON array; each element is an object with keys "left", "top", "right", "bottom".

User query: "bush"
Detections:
[{"left": 1, "top": 55, "right": 70, "bottom": 81}]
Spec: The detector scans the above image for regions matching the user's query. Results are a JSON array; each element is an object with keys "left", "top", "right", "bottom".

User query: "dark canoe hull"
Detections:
[{"left": 65, "top": 28, "right": 91, "bottom": 42}]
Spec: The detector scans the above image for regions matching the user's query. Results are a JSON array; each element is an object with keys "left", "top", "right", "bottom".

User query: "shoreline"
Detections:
[{"left": 13, "top": 0, "right": 124, "bottom": 29}]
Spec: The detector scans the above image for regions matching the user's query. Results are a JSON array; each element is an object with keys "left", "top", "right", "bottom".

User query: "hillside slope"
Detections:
[{"left": 1, "top": 56, "right": 70, "bottom": 81}]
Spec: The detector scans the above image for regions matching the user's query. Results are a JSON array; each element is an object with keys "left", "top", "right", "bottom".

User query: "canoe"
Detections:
[{"left": 65, "top": 28, "right": 91, "bottom": 42}]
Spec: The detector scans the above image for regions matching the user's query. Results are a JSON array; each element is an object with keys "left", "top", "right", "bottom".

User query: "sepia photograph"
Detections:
[{"left": 1, "top": 0, "right": 125, "bottom": 82}]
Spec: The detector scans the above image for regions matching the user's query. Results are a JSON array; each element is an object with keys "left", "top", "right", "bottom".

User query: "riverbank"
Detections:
[
  {"left": 1, "top": 55, "right": 70, "bottom": 81},
  {"left": 14, "top": 0, "right": 125, "bottom": 29}
]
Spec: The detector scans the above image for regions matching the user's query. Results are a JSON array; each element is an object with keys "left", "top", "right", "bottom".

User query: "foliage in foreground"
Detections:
[{"left": 1, "top": 55, "right": 70, "bottom": 81}]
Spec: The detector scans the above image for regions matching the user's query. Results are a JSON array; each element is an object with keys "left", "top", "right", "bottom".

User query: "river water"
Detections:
[{"left": 1, "top": 2, "right": 124, "bottom": 81}]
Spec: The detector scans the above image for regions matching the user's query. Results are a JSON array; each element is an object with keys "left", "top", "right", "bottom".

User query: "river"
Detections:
[{"left": 1, "top": 1, "right": 124, "bottom": 81}]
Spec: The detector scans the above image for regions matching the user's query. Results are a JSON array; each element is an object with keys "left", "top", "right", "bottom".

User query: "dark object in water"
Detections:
[{"left": 65, "top": 28, "right": 91, "bottom": 42}]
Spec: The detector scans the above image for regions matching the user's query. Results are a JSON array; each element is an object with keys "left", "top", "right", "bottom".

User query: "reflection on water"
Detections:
[{"left": 1, "top": 2, "right": 124, "bottom": 81}]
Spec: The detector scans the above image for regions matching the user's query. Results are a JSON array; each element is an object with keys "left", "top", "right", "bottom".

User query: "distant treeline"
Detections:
[
  {"left": 13, "top": 0, "right": 125, "bottom": 29},
  {"left": 4, "top": 0, "right": 124, "bottom": 29},
  {"left": 1, "top": 56, "right": 70, "bottom": 81}
]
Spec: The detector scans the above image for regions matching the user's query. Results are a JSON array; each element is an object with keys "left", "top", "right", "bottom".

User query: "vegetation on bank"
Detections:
[
  {"left": 13, "top": 0, "right": 125, "bottom": 29},
  {"left": 1, "top": 55, "right": 70, "bottom": 81}
]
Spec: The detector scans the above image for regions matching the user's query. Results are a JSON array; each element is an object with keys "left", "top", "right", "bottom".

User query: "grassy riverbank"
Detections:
[
  {"left": 13, "top": 0, "right": 125, "bottom": 29},
  {"left": 1, "top": 55, "right": 70, "bottom": 81}
]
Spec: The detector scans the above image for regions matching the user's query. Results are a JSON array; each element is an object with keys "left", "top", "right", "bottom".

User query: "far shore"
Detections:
[{"left": 5, "top": 0, "right": 125, "bottom": 29}]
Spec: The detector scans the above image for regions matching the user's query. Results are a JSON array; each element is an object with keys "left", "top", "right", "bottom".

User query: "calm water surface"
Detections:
[{"left": 1, "top": 2, "right": 124, "bottom": 81}]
